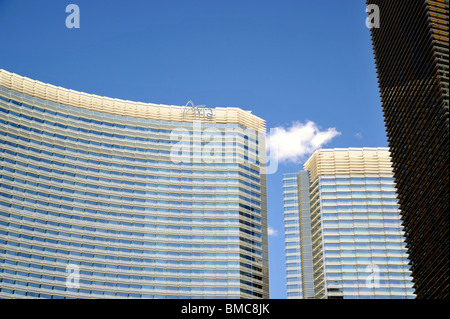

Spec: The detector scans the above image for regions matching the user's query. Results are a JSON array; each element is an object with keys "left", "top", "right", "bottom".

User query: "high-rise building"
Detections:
[
  {"left": 283, "top": 148, "right": 415, "bottom": 299},
  {"left": 283, "top": 171, "right": 315, "bottom": 299},
  {"left": 366, "top": 0, "right": 449, "bottom": 298},
  {"left": 0, "top": 69, "right": 269, "bottom": 299}
]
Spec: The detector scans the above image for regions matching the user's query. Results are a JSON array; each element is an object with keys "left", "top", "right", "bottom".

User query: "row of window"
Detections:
[
  {"left": 321, "top": 206, "right": 399, "bottom": 213},
  {"left": 0, "top": 200, "right": 261, "bottom": 225},
  {"left": 0, "top": 103, "right": 261, "bottom": 148},
  {"left": 0, "top": 227, "right": 247, "bottom": 245},
  {"left": 1, "top": 250, "right": 260, "bottom": 275},
  {"left": 1, "top": 225, "right": 261, "bottom": 249},
  {"left": 319, "top": 176, "right": 395, "bottom": 183},
  {"left": 1, "top": 193, "right": 250, "bottom": 212},
  {"left": 323, "top": 257, "right": 408, "bottom": 264},
  {"left": 0, "top": 191, "right": 249, "bottom": 211},
  {"left": 320, "top": 228, "right": 402, "bottom": 234},
  {"left": 321, "top": 212, "right": 401, "bottom": 218},
  {"left": 0, "top": 93, "right": 260, "bottom": 143},
  {"left": 1, "top": 176, "right": 260, "bottom": 204},
  {"left": 1, "top": 271, "right": 262, "bottom": 289},
  {"left": 288, "top": 250, "right": 406, "bottom": 262},
  {"left": 1, "top": 235, "right": 262, "bottom": 257},
  {"left": 0, "top": 140, "right": 261, "bottom": 182},
  {"left": 322, "top": 235, "right": 403, "bottom": 242},
  {"left": 1, "top": 259, "right": 248, "bottom": 276},
  {"left": 321, "top": 191, "right": 397, "bottom": 198},
  {"left": 1, "top": 245, "right": 243, "bottom": 261},
  {"left": 319, "top": 185, "right": 397, "bottom": 192},
  {"left": 0, "top": 141, "right": 261, "bottom": 185},
  {"left": 1, "top": 167, "right": 260, "bottom": 196},
  {"left": 1, "top": 157, "right": 261, "bottom": 194},
  {"left": 2, "top": 136, "right": 260, "bottom": 175},
  {"left": 0, "top": 193, "right": 262, "bottom": 219},
  {"left": 1, "top": 235, "right": 245, "bottom": 251},
  {"left": 0, "top": 288, "right": 250, "bottom": 299},
  {"left": 1, "top": 276, "right": 243, "bottom": 287},
  {"left": 321, "top": 198, "right": 398, "bottom": 205},
  {"left": 0, "top": 128, "right": 261, "bottom": 174},
  {"left": 321, "top": 220, "right": 401, "bottom": 227},
  {"left": 1, "top": 278, "right": 260, "bottom": 297},
  {"left": 0, "top": 200, "right": 261, "bottom": 229}
]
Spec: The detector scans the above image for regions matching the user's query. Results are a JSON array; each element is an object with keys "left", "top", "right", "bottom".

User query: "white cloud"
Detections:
[
  {"left": 355, "top": 132, "right": 363, "bottom": 139},
  {"left": 267, "top": 120, "right": 341, "bottom": 164},
  {"left": 267, "top": 227, "right": 278, "bottom": 237}
]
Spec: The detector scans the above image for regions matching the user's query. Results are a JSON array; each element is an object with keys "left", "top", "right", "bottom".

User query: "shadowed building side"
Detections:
[{"left": 366, "top": 0, "right": 449, "bottom": 298}]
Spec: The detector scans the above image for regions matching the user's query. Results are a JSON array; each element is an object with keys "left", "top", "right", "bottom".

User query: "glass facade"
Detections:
[
  {"left": 0, "top": 70, "right": 269, "bottom": 299},
  {"left": 283, "top": 172, "right": 314, "bottom": 299},
  {"left": 283, "top": 148, "right": 415, "bottom": 299},
  {"left": 283, "top": 173, "right": 302, "bottom": 299}
]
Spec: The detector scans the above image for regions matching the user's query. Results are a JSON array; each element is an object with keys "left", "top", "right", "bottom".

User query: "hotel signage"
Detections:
[{"left": 182, "top": 100, "right": 214, "bottom": 119}]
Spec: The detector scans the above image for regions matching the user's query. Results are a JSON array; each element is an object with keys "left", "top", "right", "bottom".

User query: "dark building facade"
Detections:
[{"left": 367, "top": 0, "right": 449, "bottom": 298}]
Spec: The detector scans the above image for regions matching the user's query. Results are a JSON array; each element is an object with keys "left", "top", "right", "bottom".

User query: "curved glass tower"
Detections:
[{"left": 0, "top": 69, "right": 269, "bottom": 299}]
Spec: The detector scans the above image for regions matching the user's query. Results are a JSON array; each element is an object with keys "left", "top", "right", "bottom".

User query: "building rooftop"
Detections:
[{"left": 0, "top": 69, "right": 265, "bottom": 131}]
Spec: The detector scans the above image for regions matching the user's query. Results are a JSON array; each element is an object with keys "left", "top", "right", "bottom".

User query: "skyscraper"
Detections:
[
  {"left": 366, "top": 0, "right": 449, "bottom": 298},
  {"left": 0, "top": 69, "right": 269, "bottom": 299},
  {"left": 283, "top": 148, "right": 415, "bottom": 299},
  {"left": 283, "top": 171, "right": 315, "bottom": 299}
]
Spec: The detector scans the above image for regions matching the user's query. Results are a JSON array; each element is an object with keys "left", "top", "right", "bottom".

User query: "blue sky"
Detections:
[{"left": 0, "top": 0, "right": 387, "bottom": 298}]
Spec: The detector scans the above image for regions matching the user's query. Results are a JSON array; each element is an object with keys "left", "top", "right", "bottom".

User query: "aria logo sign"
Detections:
[{"left": 182, "top": 101, "right": 215, "bottom": 119}]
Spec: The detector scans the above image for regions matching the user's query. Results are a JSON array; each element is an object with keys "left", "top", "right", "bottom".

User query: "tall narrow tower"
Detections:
[{"left": 366, "top": 0, "right": 449, "bottom": 298}]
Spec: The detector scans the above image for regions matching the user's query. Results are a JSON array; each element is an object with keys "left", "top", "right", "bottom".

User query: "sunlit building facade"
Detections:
[
  {"left": 283, "top": 148, "right": 415, "bottom": 299},
  {"left": 0, "top": 69, "right": 269, "bottom": 299}
]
